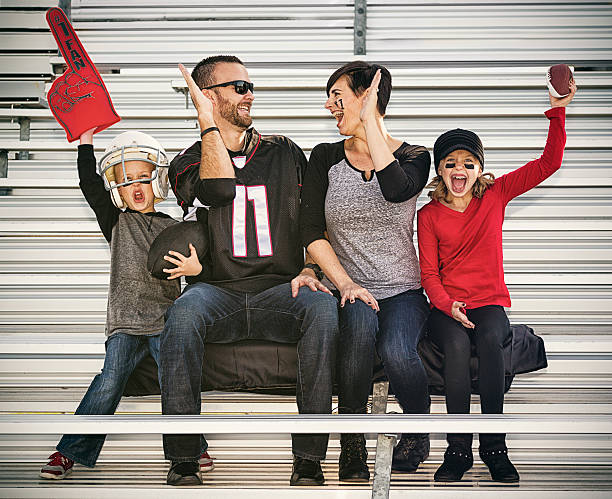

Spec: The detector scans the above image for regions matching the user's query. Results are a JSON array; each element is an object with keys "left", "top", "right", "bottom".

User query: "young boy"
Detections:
[{"left": 40, "top": 128, "right": 212, "bottom": 480}]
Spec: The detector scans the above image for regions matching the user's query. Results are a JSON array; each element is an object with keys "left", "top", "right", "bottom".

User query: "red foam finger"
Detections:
[{"left": 46, "top": 8, "right": 120, "bottom": 142}]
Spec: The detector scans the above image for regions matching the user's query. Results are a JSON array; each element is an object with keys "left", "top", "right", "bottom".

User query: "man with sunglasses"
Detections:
[{"left": 160, "top": 55, "right": 339, "bottom": 487}]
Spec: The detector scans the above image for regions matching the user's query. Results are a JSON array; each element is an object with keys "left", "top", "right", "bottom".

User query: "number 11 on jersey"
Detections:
[{"left": 232, "top": 185, "right": 273, "bottom": 257}]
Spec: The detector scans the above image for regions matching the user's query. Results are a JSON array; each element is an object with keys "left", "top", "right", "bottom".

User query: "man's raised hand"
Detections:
[{"left": 179, "top": 64, "right": 215, "bottom": 127}]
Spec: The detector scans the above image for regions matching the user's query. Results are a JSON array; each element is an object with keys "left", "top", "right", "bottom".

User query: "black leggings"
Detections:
[{"left": 427, "top": 305, "right": 510, "bottom": 451}]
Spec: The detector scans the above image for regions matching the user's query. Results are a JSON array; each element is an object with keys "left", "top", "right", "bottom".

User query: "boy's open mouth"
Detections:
[{"left": 133, "top": 189, "right": 145, "bottom": 203}]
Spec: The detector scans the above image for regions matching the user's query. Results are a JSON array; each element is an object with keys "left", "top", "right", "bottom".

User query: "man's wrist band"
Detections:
[
  {"left": 200, "top": 127, "right": 219, "bottom": 138},
  {"left": 304, "top": 263, "right": 324, "bottom": 281}
]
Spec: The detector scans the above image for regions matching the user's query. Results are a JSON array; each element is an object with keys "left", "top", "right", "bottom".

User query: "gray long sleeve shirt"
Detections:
[
  {"left": 78, "top": 145, "right": 180, "bottom": 337},
  {"left": 300, "top": 140, "right": 431, "bottom": 300}
]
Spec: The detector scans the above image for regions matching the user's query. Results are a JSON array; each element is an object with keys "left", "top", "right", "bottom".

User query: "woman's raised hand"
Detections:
[
  {"left": 550, "top": 80, "right": 577, "bottom": 108},
  {"left": 338, "top": 280, "right": 379, "bottom": 311},
  {"left": 451, "top": 301, "right": 475, "bottom": 329},
  {"left": 359, "top": 69, "right": 381, "bottom": 124}
]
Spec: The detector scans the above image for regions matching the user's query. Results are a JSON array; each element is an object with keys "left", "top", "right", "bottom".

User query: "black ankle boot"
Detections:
[
  {"left": 391, "top": 433, "right": 430, "bottom": 472},
  {"left": 290, "top": 456, "right": 324, "bottom": 486},
  {"left": 338, "top": 433, "right": 369, "bottom": 482},
  {"left": 480, "top": 448, "right": 520, "bottom": 483},
  {"left": 434, "top": 446, "right": 473, "bottom": 482}
]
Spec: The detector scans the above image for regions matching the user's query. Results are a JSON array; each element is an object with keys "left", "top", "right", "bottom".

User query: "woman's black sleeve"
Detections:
[
  {"left": 299, "top": 144, "right": 330, "bottom": 249},
  {"left": 375, "top": 145, "right": 431, "bottom": 202},
  {"left": 77, "top": 144, "right": 119, "bottom": 242}
]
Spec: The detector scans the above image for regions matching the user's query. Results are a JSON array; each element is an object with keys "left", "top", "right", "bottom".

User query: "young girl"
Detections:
[{"left": 417, "top": 81, "right": 576, "bottom": 483}]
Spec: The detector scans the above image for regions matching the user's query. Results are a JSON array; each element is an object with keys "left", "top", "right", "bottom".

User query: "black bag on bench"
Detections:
[{"left": 123, "top": 324, "right": 546, "bottom": 397}]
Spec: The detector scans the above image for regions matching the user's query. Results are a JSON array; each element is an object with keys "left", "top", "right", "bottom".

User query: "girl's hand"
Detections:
[
  {"left": 163, "top": 243, "right": 202, "bottom": 279},
  {"left": 550, "top": 80, "right": 577, "bottom": 108},
  {"left": 359, "top": 69, "right": 381, "bottom": 124},
  {"left": 337, "top": 280, "right": 379, "bottom": 311},
  {"left": 451, "top": 301, "right": 475, "bottom": 329}
]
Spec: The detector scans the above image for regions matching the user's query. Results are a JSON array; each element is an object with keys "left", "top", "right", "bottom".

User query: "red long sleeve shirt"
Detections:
[{"left": 417, "top": 107, "right": 566, "bottom": 317}]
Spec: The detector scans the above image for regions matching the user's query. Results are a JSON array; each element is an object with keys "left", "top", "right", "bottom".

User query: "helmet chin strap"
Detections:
[{"left": 109, "top": 180, "right": 126, "bottom": 209}]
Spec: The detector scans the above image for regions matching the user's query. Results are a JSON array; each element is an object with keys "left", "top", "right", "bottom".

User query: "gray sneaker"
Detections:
[{"left": 167, "top": 461, "right": 203, "bottom": 486}]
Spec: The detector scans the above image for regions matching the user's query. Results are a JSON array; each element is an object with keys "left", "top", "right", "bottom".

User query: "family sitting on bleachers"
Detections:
[{"left": 40, "top": 54, "right": 576, "bottom": 487}]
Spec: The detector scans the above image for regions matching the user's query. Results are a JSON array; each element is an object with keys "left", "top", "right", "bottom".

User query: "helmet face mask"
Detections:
[{"left": 98, "top": 131, "right": 169, "bottom": 209}]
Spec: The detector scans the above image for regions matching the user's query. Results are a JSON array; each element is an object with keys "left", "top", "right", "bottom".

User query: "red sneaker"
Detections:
[
  {"left": 40, "top": 451, "right": 74, "bottom": 480},
  {"left": 199, "top": 451, "right": 214, "bottom": 473}
]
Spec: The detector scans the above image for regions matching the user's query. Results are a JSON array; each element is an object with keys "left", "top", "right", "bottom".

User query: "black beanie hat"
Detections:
[{"left": 433, "top": 128, "right": 484, "bottom": 170}]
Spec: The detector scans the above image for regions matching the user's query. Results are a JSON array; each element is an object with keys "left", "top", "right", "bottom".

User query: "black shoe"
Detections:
[
  {"left": 434, "top": 446, "right": 473, "bottom": 482},
  {"left": 480, "top": 448, "right": 520, "bottom": 483},
  {"left": 166, "top": 460, "right": 203, "bottom": 486},
  {"left": 391, "top": 433, "right": 430, "bottom": 473},
  {"left": 339, "top": 433, "right": 370, "bottom": 482},
  {"left": 290, "top": 456, "right": 324, "bottom": 486}
]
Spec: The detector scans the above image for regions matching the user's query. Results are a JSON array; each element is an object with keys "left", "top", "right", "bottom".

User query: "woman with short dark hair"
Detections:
[{"left": 300, "top": 61, "right": 432, "bottom": 481}]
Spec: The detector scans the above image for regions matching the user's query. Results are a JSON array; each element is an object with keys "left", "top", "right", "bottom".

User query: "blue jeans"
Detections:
[
  {"left": 160, "top": 282, "right": 339, "bottom": 462},
  {"left": 56, "top": 333, "right": 207, "bottom": 467},
  {"left": 336, "top": 289, "right": 430, "bottom": 416}
]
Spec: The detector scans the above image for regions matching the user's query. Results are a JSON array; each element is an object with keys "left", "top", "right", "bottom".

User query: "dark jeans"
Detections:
[
  {"left": 427, "top": 305, "right": 510, "bottom": 451},
  {"left": 160, "top": 281, "right": 339, "bottom": 462},
  {"left": 57, "top": 333, "right": 207, "bottom": 467},
  {"left": 336, "top": 289, "right": 430, "bottom": 416}
]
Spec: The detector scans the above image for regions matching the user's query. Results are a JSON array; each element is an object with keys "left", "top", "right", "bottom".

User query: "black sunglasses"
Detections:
[{"left": 203, "top": 80, "right": 254, "bottom": 95}]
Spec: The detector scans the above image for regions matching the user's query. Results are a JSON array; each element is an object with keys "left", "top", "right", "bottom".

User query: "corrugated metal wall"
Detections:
[{"left": 1, "top": 0, "right": 611, "bottom": 474}]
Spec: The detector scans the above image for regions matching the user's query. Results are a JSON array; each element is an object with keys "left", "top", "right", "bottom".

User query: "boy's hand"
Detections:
[
  {"left": 550, "top": 80, "right": 577, "bottom": 108},
  {"left": 179, "top": 63, "right": 215, "bottom": 128},
  {"left": 79, "top": 127, "right": 96, "bottom": 145},
  {"left": 163, "top": 243, "right": 202, "bottom": 279}
]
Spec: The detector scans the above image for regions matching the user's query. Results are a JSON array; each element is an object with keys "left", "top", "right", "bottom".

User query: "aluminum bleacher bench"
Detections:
[
  {"left": 0, "top": 3, "right": 56, "bottom": 106},
  {"left": 1, "top": 412, "right": 611, "bottom": 498}
]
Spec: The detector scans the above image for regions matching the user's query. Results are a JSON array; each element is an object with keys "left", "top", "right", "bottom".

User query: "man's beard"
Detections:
[{"left": 216, "top": 92, "right": 252, "bottom": 129}]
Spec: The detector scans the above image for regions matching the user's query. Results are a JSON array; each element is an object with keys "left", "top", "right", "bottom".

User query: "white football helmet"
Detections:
[{"left": 98, "top": 131, "right": 170, "bottom": 209}]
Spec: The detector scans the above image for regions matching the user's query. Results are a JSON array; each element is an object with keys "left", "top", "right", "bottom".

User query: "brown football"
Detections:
[{"left": 546, "top": 64, "right": 574, "bottom": 98}]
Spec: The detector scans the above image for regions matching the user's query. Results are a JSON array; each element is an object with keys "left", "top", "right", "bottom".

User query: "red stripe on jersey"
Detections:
[
  {"left": 174, "top": 161, "right": 200, "bottom": 202},
  {"left": 244, "top": 133, "right": 261, "bottom": 166}
]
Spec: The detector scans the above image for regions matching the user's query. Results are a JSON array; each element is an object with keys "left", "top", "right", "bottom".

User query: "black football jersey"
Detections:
[{"left": 170, "top": 128, "right": 307, "bottom": 293}]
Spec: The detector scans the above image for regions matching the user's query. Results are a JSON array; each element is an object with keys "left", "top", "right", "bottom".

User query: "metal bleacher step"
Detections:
[{"left": 0, "top": 462, "right": 611, "bottom": 498}]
